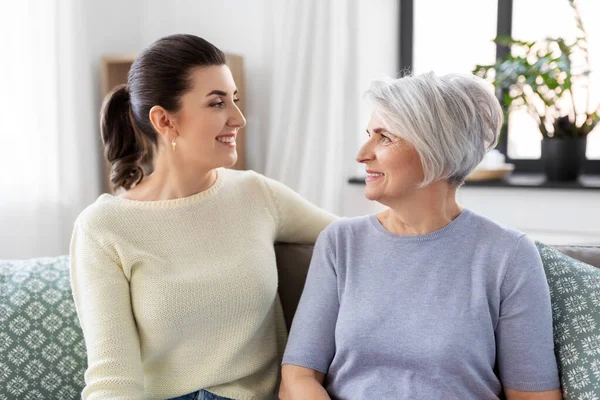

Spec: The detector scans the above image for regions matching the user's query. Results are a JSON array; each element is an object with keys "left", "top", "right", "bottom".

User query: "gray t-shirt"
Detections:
[{"left": 282, "top": 209, "right": 560, "bottom": 399}]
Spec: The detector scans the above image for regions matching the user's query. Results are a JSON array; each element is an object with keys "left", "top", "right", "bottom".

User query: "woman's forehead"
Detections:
[{"left": 188, "top": 65, "right": 236, "bottom": 93}]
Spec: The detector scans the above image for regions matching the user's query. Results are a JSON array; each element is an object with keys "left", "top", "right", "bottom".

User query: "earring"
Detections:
[{"left": 171, "top": 138, "right": 177, "bottom": 152}]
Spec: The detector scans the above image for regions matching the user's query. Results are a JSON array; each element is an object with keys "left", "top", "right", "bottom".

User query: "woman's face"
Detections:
[
  {"left": 172, "top": 65, "right": 246, "bottom": 170},
  {"left": 356, "top": 112, "right": 424, "bottom": 204}
]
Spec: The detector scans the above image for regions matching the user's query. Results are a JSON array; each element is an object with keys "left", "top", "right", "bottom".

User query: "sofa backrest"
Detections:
[
  {"left": 275, "top": 244, "right": 315, "bottom": 331},
  {"left": 275, "top": 243, "right": 600, "bottom": 331},
  {"left": 554, "top": 246, "right": 600, "bottom": 269},
  {"left": 0, "top": 244, "right": 596, "bottom": 398}
]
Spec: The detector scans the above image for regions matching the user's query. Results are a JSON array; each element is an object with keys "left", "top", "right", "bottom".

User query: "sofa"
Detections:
[{"left": 0, "top": 244, "right": 599, "bottom": 399}]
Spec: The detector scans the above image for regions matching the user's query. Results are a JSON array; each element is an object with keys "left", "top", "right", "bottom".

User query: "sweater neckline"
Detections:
[
  {"left": 99, "top": 168, "right": 226, "bottom": 208},
  {"left": 368, "top": 209, "right": 472, "bottom": 242}
]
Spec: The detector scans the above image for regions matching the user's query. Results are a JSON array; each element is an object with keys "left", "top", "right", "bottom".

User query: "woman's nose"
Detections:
[
  {"left": 356, "top": 140, "right": 374, "bottom": 164},
  {"left": 229, "top": 102, "right": 247, "bottom": 128}
]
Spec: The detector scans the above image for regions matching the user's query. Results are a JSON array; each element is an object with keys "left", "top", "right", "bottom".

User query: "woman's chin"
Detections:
[
  {"left": 221, "top": 152, "right": 238, "bottom": 168},
  {"left": 364, "top": 188, "right": 380, "bottom": 202}
]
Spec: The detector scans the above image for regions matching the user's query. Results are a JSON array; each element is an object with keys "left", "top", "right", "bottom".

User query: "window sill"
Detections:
[{"left": 348, "top": 173, "right": 600, "bottom": 190}]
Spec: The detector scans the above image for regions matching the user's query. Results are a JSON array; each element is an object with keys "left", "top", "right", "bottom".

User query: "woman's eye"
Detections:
[
  {"left": 380, "top": 135, "right": 391, "bottom": 143},
  {"left": 211, "top": 101, "right": 225, "bottom": 108},
  {"left": 233, "top": 98, "right": 240, "bottom": 103}
]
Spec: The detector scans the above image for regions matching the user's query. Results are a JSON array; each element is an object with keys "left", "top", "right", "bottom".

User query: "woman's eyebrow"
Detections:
[{"left": 205, "top": 89, "right": 239, "bottom": 97}]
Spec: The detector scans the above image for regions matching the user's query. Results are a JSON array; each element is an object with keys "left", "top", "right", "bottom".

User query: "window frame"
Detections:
[{"left": 399, "top": 0, "right": 600, "bottom": 174}]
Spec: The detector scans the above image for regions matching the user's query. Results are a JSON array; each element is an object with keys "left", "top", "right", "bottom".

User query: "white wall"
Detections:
[
  {"left": 458, "top": 187, "right": 600, "bottom": 246},
  {"left": 340, "top": 0, "right": 399, "bottom": 216},
  {"left": 355, "top": 0, "right": 400, "bottom": 158},
  {"left": 68, "top": 0, "right": 144, "bottom": 202},
  {"left": 23, "top": 0, "right": 145, "bottom": 258},
  {"left": 342, "top": 182, "right": 600, "bottom": 246},
  {"left": 85, "top": 0, "right": 143, "bottom": 124}
]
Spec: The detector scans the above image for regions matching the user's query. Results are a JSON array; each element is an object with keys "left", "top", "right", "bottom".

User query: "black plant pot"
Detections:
[{"left": 541, "top": 137, "right": 587, "bottom": 182}]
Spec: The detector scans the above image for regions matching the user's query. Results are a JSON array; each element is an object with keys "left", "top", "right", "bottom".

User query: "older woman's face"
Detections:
[{"left": 356, "top": 112, "right": 424, "bottom": 204}]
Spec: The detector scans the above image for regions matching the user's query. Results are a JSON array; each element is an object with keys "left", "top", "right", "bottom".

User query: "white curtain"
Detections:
[
  {"left": 264, "top": 0, "right": 361, "bottom": 214},
  {"left": 0, "top": 0, "right": 100, "bottom": 259}
]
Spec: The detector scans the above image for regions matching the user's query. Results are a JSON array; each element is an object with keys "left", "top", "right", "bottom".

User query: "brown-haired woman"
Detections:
[{"left": 69, "top": 34, "right": 336, "bottom": 400}]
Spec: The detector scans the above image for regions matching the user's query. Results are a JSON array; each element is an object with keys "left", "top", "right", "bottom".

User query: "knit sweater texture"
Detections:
[{"left": 70, "top": 169, "right": 336, "bottom": 400}]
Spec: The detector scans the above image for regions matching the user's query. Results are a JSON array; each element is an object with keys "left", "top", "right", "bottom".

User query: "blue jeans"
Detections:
[{"left": 168, "top": 389, "right": 232, "bottom": 400}]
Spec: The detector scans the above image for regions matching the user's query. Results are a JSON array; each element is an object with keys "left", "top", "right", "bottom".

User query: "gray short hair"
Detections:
[{"left": 365, "top": 72, "right": 503, "bottom": 186}]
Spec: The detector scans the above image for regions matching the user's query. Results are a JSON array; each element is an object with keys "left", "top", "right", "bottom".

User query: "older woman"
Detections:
[{"left": 280, "top": 73, "right": 561, "bottom": 400}]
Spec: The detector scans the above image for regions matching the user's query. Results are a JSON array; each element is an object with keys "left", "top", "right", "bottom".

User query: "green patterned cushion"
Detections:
[
  {"left": 537, "top": 242, "right": 600, "bottom": 399},
  {"left": 0, "top": 256, "right": 86, "bottom": 399}
]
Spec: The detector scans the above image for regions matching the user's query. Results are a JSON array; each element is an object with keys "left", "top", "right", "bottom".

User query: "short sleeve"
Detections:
[
  {"left": 282, "top": 230, "right": 339, "bottom": 373},
  {"left": 496, "top": 235, "right": 560, "bottom": 391}
]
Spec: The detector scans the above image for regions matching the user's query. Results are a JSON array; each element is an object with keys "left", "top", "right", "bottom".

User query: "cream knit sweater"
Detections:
[{"left": 70, "top": 169, "right": 336, "bottom": 400}]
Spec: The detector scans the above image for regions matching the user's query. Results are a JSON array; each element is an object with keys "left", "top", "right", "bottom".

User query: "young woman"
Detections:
[{"left": 70, "top": 34, "right": 336, "bottom": 400}]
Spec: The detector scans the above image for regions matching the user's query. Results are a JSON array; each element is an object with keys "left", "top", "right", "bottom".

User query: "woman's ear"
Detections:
[{"left": 148, "top": 105, "right": 175, "bottom": 138}]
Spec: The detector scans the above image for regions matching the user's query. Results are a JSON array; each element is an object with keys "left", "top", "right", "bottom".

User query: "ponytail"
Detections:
[{"left": 100, "top": 84, "right": 152, "bottom": 191}]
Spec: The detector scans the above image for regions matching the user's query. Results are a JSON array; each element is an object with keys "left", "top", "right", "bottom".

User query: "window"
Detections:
[
  {"left": 509, "top": 0, "right": 600, "bottom": 160},
  {"left": 413, "top": 0, "right": 497, "bottom": 75},
  {"left": 401, "top": 0, "right": 600, "bottom": 173}
]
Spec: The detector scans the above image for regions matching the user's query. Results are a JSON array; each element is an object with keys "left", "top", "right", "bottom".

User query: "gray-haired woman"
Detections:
[{"left": 280, "top": 72, "right": 561, "bottom": 400}]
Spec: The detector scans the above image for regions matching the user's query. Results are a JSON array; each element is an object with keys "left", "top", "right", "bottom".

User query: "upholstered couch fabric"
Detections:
[{"left": 0, "top": 244, "right": 598, "bottom": 399}]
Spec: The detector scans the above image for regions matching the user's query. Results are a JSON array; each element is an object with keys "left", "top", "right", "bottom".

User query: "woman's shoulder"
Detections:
[
  {"left": 465, "top": 209, "right": 526, "bottom": 245},
  {"left": 220, "top": 168, "right": 274, "bottom": 192},
  {"left": 230, "top": 169, "right": 286, "bottom": 189},
  {"left": 73, "top": 193, "right": 126, "bottom": 234},
  {"left": 319, "top": 215, "right": 372, "bottom": 240}
]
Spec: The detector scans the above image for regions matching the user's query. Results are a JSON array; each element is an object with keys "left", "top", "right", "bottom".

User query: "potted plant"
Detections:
[{"left": 473, "top": 0, "right": 599, "bottom": 181}]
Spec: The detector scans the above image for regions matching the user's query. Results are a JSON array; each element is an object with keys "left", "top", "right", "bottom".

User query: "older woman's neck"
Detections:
[{"left": 379, "top": 182, "right": 462, "bottom": 236}]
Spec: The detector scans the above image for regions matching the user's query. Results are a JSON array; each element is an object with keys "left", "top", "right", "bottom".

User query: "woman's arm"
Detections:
[
  {"left": 505, "top": 388, "right": 562, "bottom": 400},
  {"left": 496, "top": 235, "right": 561, "bottom": 395},
  {"left": 258, "top": 174, "right": 338, "bottom": 243},
  {"left": 280, "top": 365, "right": 330, "bottom": 400},
  {"left": 70, "top": 222, "right": 144, "bottom": 399},
  {"left": 280, "top": 229, "right": 339, "bottom": 398}
]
